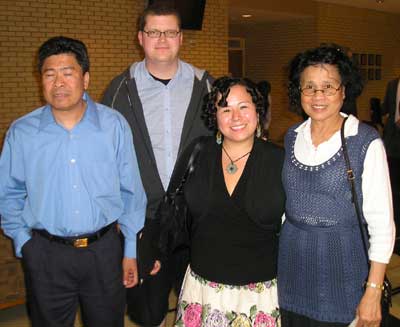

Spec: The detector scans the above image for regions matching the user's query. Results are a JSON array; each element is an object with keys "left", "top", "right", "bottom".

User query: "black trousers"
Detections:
[
  {"left": 22, "top": 226, "right": 125, "bottom": 327},
  {"left": 280, "top": 309, "right": 348, "bottom": 327},
  {"left": 126, "top": 247, "right": 189, "bottom": 326}
]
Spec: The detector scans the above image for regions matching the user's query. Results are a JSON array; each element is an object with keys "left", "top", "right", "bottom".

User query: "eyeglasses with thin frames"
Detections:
[
  {"left": 300, "top": 84, "right": 342, "bottom": 96},
  {"left": 142, "top": 30, "right": 181, "bottom": 38}
]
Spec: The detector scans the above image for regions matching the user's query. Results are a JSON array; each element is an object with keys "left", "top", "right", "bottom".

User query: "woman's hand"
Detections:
[
  {"left": 355, "top": 286, "right": 382, "bottom": 327},
  {"left": 150, "top": 260, "right": 161, "bottom": 275},
  {"left": 354, "top": 261, "right": 387, "bottom": 327}
]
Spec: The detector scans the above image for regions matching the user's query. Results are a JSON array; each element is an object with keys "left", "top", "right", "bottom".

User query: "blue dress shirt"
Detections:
[{"left": 0, "top": 93, "right": 146, "bottom": 258}]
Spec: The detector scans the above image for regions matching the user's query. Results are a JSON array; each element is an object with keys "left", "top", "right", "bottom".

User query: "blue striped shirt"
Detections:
[{"left": 133, "top": 60, "right": 195, "bottom": 190}]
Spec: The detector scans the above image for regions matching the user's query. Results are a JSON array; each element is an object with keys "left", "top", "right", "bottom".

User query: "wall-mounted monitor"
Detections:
[{"left": 148, "top": 0, "right": 206, "bottom": 30}]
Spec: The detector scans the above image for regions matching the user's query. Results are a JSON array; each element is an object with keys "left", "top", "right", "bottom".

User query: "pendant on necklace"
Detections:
[{"left": 226, "top": 162, "right": 238, "bottom": 174}]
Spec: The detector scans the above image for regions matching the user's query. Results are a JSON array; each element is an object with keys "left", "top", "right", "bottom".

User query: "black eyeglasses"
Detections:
[
  {"left": 300, "top": 84, "right": 342, "bottom": 96},
  {"left": 142, "top": 30, "right": 181, "bottom": 38}
]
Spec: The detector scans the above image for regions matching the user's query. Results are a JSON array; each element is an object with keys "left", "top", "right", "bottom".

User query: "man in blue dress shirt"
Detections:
[{"left": 0, "top": 36, "right": 147, "bottom": 327}]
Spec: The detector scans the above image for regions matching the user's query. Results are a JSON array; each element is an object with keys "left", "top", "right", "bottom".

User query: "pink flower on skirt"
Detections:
[
  {"left": 208, "top": 282, "right": 218, "bottom": 288},
  {"left": 248, "top": 283, "right": 256, "bottom": 291},
  {"left": 253, "top": 311, "right": 276, "bottom": 327},
  {"left": 183, "top": 303, "right": 202, "bottom": 327}
]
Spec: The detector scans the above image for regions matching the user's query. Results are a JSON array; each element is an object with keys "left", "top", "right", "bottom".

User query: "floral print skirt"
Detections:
[{"left": 175, "top": 266, "right": 280, "bottom": 327}]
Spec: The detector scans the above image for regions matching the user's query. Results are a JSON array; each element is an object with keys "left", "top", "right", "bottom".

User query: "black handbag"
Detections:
[
  {"left": 340, "top": 117, "right": 392, "bottom": 326},
  {"left": 129, "top": 139, "right": 205, "bottom": 326},
  {"left": 157, "top": 138, "right": 205, "bottom": 256},
  {"left": 136, "top": 137, "right": 205, "bottom": 281},
  {"left": 136, "top": 217, "right": 161, "bottom": 283}
]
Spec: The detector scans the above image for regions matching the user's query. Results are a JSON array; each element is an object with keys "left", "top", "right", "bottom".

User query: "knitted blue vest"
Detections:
[{"left": 278, "top": 122, "right": 379, "bottom": 323}]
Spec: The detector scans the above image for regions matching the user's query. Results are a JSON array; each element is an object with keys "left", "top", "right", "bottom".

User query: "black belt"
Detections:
[{"left": 33, "top": 223, "right": 115, "bottom": 248}]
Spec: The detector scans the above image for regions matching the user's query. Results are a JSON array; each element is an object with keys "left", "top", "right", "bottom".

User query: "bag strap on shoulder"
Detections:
[
  {"left": 174, "top": 138, "right": 206, "bottom": 195},
  {"left": 340, "top": 117, "right": 370, "bottom": 263}
]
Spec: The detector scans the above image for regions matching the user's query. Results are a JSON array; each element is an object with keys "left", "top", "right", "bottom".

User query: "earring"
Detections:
[
  {"left": 256, "top": 123, "right": 262, "bottom": 138},
  {"left": 216, "top": 130, "right": 222, "bottom": 144}
]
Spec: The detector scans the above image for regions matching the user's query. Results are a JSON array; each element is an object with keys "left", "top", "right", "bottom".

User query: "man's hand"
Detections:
[{"left": 122, "top": 257, "right": 138, "bottom": 288}]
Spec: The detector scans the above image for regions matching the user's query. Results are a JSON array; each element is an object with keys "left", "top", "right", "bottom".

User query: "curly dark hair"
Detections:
[
  {"left": 38, "top": 36, "right": 89, "bottom": 74},
  {"left": 288, "top": 45, "right": 363, "bottom": 108},
  {"left": 202, "top": 76, "right": 268, "bottom": 134},
  {"left": 257, "top": 80, "right": 271, "bottom": 112}
]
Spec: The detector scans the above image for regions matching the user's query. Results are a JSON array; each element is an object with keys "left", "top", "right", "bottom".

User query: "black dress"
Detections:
[{"left": 172, "top": 136, "right": 286, "bottom": 326}]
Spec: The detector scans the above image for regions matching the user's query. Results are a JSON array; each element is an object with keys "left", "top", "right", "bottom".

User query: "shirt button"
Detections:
[
  {"left": 72, "top": 185, "right": 78, "bottom": 189},
  {"left": 70, "top": 159, "right": 76, "bottom": 164},
  {"left": 74, "top": 210, "right": 80, "bottom": 215}
]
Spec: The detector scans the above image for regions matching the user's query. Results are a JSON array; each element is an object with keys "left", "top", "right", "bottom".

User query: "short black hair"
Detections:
[
  {"left": 288, "top": 44, "right": 363, "bottom": 108},
  {"left": 202, "top": 76, "right": 268, "bottom": 135},
  {"left": 138, "top": 1, "right": 181, "bottom": 31},
  {"left": 38, "top": 36, "right": 90, "bottom": 74}
]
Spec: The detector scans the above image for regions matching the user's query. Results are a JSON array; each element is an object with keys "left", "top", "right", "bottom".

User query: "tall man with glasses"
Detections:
[{"left": 102, "top": 2, "right": 213, "bottom": 327}]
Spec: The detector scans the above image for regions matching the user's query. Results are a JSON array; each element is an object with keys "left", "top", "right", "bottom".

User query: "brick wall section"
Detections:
[
  {"left": 180, "top": 0, "right": 228, "bottom": 77},
  {"left": 0, "top": 0, "right": 228, "bottom": 306},
  {"left": 230, "top": 2, "right": 400, "bottom": 141},
  {"left": 230, "top": 19, "right": 316, "bottom": 142},
  {"left": 316, "top": 2, "right": 400, "bottom": 121},
  {"left": 0, "top": 0, "right": 141, "bottom": 144},
  {"left": 0, "top": 0, "right": 228, "bottom": 144}
]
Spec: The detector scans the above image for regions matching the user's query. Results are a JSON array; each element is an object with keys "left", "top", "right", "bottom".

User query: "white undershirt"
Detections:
[{"left": 292, "top": 114, "right": 395, "bottom": 263}]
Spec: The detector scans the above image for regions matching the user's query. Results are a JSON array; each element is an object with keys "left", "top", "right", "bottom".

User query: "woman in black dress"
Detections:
[{"left": 167, "top": 77, "right": 285, "bottom": 327}]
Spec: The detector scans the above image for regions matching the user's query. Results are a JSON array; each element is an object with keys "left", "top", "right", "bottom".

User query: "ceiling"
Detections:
[
  {"left": 229, "top": 7, "right": 310, "bottom": 24},
  {"left": 229, "top": 0, "right": 400, "bottom": 25},
  {"left": 314, "top": 0, "right": 400, "bottom": 13}
]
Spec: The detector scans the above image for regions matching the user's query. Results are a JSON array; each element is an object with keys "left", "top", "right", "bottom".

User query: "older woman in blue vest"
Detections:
[{"left": 278, "top": 45, "right": 395, "bottom": 327}]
